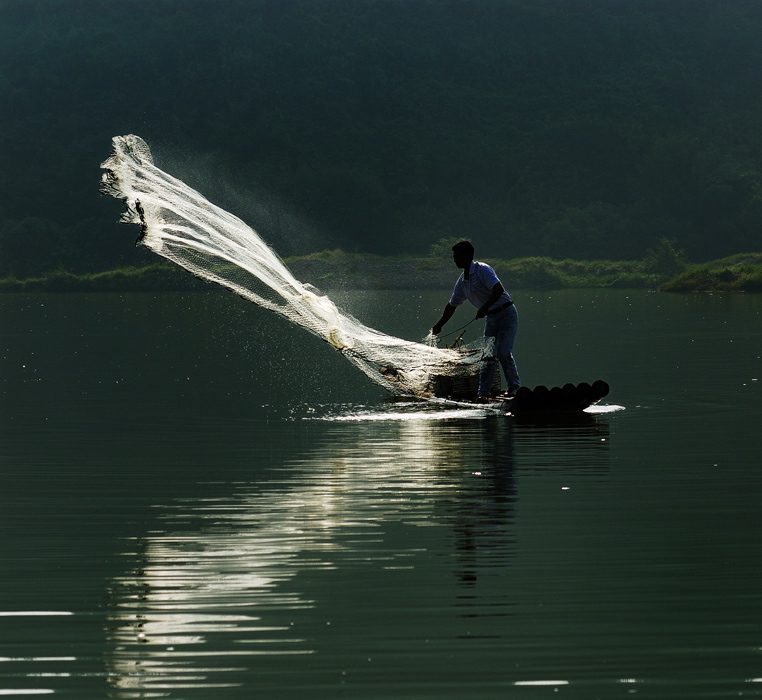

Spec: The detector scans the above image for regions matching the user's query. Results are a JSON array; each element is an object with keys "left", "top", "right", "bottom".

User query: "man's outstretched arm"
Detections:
[{"left": 432, "top": 303, "right": 456, "bottom": 335}]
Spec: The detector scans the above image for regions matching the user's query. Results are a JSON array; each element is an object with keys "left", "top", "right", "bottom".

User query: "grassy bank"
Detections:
[
  {"left": 285, "top": 250, "right": 677, "bottom": 290},
  {"left": 0, "top": 264, "right": 208, "bottom": 293},
  {"left": 1, "top": 251, "right": 760, "bottom": 293},
  {"left": 659, "top": 253, "right": 762, "bottom": 292}
]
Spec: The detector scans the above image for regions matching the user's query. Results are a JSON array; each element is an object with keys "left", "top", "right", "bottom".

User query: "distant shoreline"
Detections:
[{"left": 1, "top": 251, "right": 760, "bottom": 293}]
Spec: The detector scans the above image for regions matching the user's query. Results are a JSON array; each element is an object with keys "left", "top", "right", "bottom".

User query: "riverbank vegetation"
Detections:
[
  {"left": 660, "top": 253, "right": 762, "bottom": 292},
  {"left": 2, "top": 244, "right": 759, "bottom": 294}
]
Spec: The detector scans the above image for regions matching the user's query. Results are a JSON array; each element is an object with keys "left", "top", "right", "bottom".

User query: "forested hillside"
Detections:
[{"left": 1, "top": 0, "right": 761, "bottom": 278}]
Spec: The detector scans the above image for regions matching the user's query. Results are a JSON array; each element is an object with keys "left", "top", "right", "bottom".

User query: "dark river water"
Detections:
[{"left": 1, "top": 288, "right": 760, "bottom": 698}]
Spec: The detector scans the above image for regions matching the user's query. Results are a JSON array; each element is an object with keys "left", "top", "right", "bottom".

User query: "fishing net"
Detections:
[{"left": 100, "top": 134, "right": 488, "bottom": 397}]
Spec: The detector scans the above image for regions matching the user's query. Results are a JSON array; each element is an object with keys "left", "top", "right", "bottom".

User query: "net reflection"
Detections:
[
  {"left": 104, "top": 416, "right": 515, "bottom": 695},
  {"left": 104, "top": 411, "right": 610, "bottom": 696}
]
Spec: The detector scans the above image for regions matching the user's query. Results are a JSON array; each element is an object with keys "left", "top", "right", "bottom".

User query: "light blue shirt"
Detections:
[{"left": 448, "top": 261, "right": 512, "bottom": 310}]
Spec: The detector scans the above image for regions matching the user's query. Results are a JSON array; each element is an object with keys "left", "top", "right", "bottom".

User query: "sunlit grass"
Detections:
[
  {"left": 1, "top": 251, "right": 760, "bottom": 293},
  {"left": 660, "top": 253, "right": 762, "bottom": 292}
]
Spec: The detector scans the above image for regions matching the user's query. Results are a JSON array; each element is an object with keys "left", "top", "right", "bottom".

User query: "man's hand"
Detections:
[
  {"left": 475, "top": 306, "right": 488, "bottom": 319},
  {"left": 432, "top": 323, "right": 443, "bottom": 335}
]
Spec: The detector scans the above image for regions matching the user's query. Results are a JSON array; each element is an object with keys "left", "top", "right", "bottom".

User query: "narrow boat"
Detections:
[
  {"left": 501, "top": 380, "right": 610, "bottom": 413},
  {"left": 406, "top": 379, "right": 611, "bottom": 414}
]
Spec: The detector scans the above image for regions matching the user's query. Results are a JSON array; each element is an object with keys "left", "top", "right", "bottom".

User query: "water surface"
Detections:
[{"left": 1, "top": 289, "right": 760, "bottom": 698}]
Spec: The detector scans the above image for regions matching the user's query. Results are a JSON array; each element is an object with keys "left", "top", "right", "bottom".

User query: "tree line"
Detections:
[{"left": 1, "top": 0, "right": 761, "bottom": 279}]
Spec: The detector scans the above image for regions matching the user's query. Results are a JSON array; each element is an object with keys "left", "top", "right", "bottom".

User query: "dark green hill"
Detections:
[{"left": 2, "top": 1, "right": 762, "bottom": 277}]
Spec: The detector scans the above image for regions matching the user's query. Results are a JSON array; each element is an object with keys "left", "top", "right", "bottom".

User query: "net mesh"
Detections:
[{"left": 100, "top": 134, "right": 487, "bottom": 397}]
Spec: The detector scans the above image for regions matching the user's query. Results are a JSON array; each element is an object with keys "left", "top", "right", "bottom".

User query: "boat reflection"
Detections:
[{"left": 513, "top": 410, "right": 612, "bottom": 474}]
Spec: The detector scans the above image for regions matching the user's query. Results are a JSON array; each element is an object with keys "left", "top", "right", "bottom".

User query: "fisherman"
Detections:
[{"left": 431, "top": 240, "right": 520, "bottom": 400}]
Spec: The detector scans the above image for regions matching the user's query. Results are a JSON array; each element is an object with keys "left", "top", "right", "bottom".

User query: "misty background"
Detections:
[{"left": 1, "top": 0, "right": 761, "bottom": 279}]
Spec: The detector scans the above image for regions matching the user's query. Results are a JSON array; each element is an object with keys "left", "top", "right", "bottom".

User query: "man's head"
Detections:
[{"left": 451, "top": 240, "right": 474, "bottom": 269}]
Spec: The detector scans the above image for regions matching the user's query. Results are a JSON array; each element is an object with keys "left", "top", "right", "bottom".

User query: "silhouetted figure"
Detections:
[{"left": 432, "top": 241, "right": 520, "bottom": 399}]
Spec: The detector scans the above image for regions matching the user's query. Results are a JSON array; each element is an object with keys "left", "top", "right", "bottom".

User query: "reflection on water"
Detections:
[{"left": 104, "top": 410, "right": 612, "bottom": 696}]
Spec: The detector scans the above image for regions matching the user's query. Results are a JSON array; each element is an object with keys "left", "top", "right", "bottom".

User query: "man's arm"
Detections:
[
  {"left": 432, "top": 303, "right": 456, "bottom": 335},
  {"left": 475, "top": 282, "right": 505, "bottom": 319}
]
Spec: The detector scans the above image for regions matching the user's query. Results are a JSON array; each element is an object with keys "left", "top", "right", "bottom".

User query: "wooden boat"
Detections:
[
  {"left": 501, "top": 380, "right": 610, "bottom": 413},
  {"left": 408, "top": 379, "right": 610, "bottom": 414}
]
